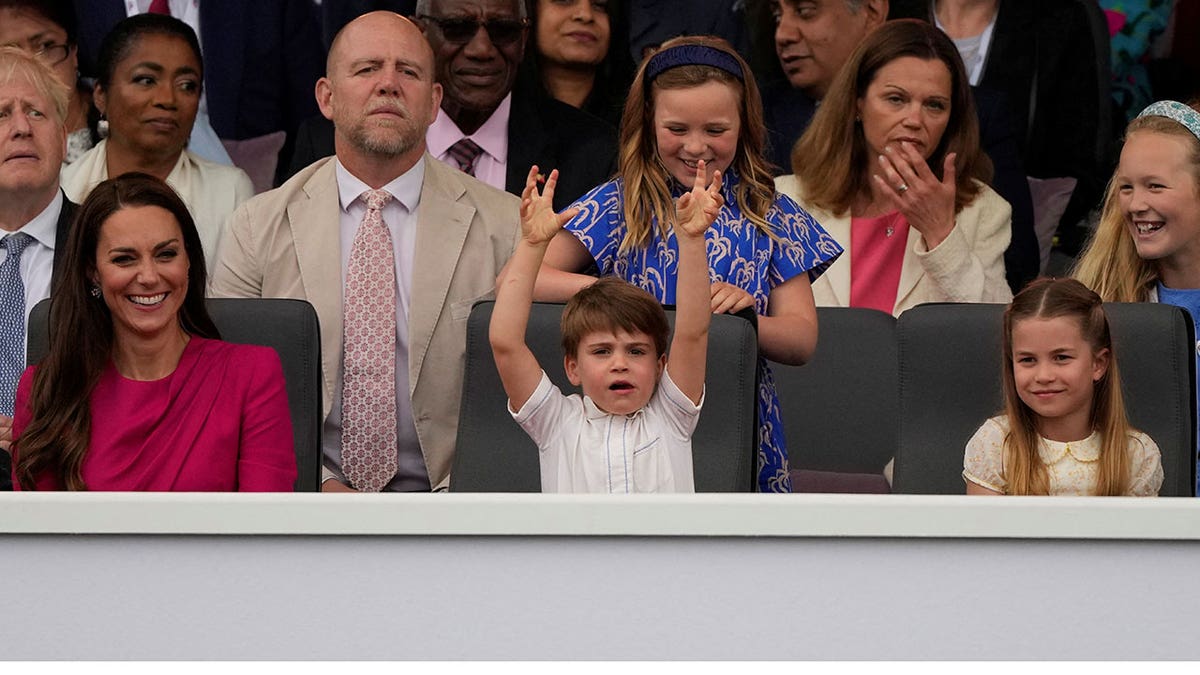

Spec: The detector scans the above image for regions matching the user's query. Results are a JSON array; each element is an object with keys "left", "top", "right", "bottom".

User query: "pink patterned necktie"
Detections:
[
  {"left": 340, "top": 189, "right": 398, "bottom": 492},
  {"left": 147, "top": 0, "right": 171, "bottom": 14}
]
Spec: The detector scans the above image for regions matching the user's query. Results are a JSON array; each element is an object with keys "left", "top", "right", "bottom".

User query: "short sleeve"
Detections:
[
  {"left": 963, "top": 416, "right": 1008, "bottom": 493},
  {"left": 563, "top": 180, "right": 626, "bottom": 274},
  {"left": 649, "top": 369, "right": 704, "bottom": 440},
  {"left": 767, "top": 192, "right": 843, "bottom": 285},
  {"left": 1126, "top": 431, "right": 1164, "bottom": 497},
  {"left": 511, "top": 370, "right": 570, "bottom": 452}
]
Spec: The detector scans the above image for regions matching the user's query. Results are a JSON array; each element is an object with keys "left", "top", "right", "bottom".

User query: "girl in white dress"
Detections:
[{"left": 963, "top": 277, "right": 1163, "bottom": 496}]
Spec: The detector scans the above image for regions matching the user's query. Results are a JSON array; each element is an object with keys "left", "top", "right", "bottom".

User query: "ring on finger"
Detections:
[{"left": 896, "top": 183, "right": 909, "bottom": 194}]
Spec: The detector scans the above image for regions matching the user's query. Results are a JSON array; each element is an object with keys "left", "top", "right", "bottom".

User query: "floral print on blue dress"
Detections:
[{"left": 564, "top": 171, "right": 843, "bottom": 492}]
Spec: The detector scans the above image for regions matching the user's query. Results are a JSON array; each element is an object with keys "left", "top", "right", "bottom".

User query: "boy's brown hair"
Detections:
[{"left": 561, "top": 277, "right": 671, "bottom": 358}]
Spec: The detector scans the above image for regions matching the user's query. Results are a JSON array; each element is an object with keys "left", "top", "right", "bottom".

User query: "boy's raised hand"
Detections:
[
  {"left": 520, "top": 165, "right": 578, "bottom": 245},
  {"left": 674, "top": 158, "right": 724, "bottom": 239}
]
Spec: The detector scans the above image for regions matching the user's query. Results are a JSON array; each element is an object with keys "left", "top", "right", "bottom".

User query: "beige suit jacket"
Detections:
[
  {"left": 211, "top": 155, "right": 519, "bottom": 489},
  {"left": 775, "top": 175, "right": 1013, "bottom": 316}
]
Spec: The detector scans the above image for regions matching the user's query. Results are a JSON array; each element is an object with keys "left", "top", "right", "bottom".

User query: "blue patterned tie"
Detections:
[{"left": 0, "top": 232, "right": 33, "bottom": 417}]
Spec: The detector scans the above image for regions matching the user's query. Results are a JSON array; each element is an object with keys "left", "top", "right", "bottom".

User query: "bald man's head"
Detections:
[{"left": 316, "top": 10, "right": 442, "bottom": 166}]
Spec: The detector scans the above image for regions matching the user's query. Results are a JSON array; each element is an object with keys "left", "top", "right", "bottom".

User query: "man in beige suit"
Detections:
[{"left": 212, "top": 11, "right": 518, "bottom": 491}]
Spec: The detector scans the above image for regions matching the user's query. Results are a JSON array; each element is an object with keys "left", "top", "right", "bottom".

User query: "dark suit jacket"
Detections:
[
  {"left": 74, "top": 1, "right": 325, "bottom": 181},
  {"left": 1, "top": 195, "right": 76, "bottom": 491},
  {"left": 761, "top": 79, "right": 1038, "bottom": 294},
  {"left": 288, "top": 83, "right": 618, "bottom": 212},
  {"left": 890, "top": 0, "right": 1108, "bottom": 250}
]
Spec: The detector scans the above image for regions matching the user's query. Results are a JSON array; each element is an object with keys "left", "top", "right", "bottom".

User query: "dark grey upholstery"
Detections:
[
  {"left": 451, "top": 301, "right": 759, "bottom": 492},
  {"left": 27, "top": 298, "right": 323, "bottom": 492},
  {"left": 771, "top": 307, "right": 898, "bottom": 484},
  {"left": 892, "top": 302, "right": 1196, "bottom": 496}
]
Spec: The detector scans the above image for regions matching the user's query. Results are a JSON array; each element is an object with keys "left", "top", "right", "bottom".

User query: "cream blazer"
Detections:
[
  {"left": 61, "top": 140, "right": 254, "bottom": 269},
  {"left": 211, "top": 155, "right": 520, "bottom": 490},
  {"left": 775, "top": 175, "right": 1013, "bottom": 316}
]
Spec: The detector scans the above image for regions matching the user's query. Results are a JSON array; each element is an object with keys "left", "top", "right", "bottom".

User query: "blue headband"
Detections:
[
  {"left": 644, "top": 44, "right": 744, "bottom": 82},
  {"left": 1137, "top": 100, "right": 1200, "bottom": 141}
]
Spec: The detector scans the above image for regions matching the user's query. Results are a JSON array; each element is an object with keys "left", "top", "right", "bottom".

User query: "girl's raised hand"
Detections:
[
  {"left": 520, "top": 165, "right": 579, "bottom": 245},
  {"left": 874, "top": 143, "right": 957, "bottom": 250},
  {"left": 675, "top": 158, "right": 724, "bottom": 239}
]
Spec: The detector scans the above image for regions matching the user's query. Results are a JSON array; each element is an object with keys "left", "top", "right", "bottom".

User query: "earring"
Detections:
[
  {"left": 97, "top": 115, "right": 109, "bottom": 139},
  {"left": 89, "top": 283, "right": 101, "bottom": 299}
]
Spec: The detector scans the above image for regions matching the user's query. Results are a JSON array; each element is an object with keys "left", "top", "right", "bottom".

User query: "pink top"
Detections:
[
  {"left": 12, "top": 337, "right": 297, "bottom": 491},
  {"left": 849, "top": 211, "right": 910, "bottom": 314}
]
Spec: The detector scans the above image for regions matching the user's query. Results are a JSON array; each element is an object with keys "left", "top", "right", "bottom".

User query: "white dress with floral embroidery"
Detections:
[{"left": 963, "top": 415, "right": 1163, "bottom": 496}]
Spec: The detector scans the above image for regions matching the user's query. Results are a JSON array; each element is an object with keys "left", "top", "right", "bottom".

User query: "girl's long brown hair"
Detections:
[
  {"left": 791, "top": 19, "right": 991, "bottom": 216},
  {"left": 14, "top": 174, "right": 219, "bottom": 490},
  {"left": 617, "top": 35, "right": 777, "bottom": 252},
  {"left": 1000, "top": 278, "right": 1132, "bottom": 495}
]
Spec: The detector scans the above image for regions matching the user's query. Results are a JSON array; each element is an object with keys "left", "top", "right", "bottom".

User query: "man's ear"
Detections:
[
  {"left": 564, "top": 353, "right": 581, "bottom": 387},
  {"left": 864, "top": 0, "right": 889, "bottom": 28},
  {"left": 315, "top": 77, "right": 334, "bottom": 121}
]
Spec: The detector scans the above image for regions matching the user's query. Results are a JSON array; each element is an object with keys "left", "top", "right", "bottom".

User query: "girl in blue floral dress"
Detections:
[{"left": 531, "top": 35, "right": 842, "bottom": 492}]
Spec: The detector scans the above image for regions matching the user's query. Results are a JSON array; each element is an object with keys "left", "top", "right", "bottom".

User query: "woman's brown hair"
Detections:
[
  {"left": 791, "top": 18, "right": 992, "bottom": 216},
  {"left": 14, "top": 173, "right": 219, "bottom": 490},
  {"left": 1000, "top": 278, "right": 1132, "bottom": 495}
]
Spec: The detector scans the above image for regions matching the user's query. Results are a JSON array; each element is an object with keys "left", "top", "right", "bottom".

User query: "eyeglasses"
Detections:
[
  {"left": 34, "top": 43, "right": 71, "bottom": 66},
  {"left": 418, "top": 15, "right": 528, "bottom": 46}
]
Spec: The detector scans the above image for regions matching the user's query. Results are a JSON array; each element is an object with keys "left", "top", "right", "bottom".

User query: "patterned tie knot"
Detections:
[
  {"left": 363, "top": 189, "right": 393, "bottom": 213},
  {"left": 1, "top": 232, "right": 33, "bottom": 259},
  {"left": 446, "top": 138, "right": 484, "bottom": 175}
]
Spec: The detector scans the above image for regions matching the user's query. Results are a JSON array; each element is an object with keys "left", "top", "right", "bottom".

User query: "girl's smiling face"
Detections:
[
  {"left": 1117, "top": 130, "right": 1200, "bottom": 271},
  {"left": 1011, "top": 315, "right": 1109, "bottom": 442},
  {"left": 653, "top": 79, "right": 741, "bottom": 185}
]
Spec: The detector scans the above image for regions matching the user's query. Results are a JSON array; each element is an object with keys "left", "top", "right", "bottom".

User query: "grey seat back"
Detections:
[
  {"left": 893, "top": 302, "right": 1195, "bottom": 496},
  {"left": 770, "top": 307, "right": 898, "bottom": 477},
  {"left": 28, "top": 297, "right": 323, "bottom": 492},
  {"left": 451, "top": 301, "right": 759, "bottom": 492}
]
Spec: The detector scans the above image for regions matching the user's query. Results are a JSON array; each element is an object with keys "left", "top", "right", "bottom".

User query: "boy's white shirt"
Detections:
[{"left": 510, "top": 369, "right": 703, "bottom": 493}]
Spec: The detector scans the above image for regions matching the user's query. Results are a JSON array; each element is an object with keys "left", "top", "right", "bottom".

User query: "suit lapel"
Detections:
[
  {"left": 504, "top": 87, "right": 550, "bottom": 195},
  {"left": 289, "top": 162, "right": 343, "bottom": 407},
  {"left": 50, "top": 196, "right": 75, "bottom": 287},
  {"left": 893, "top": 226, "right": 925, "bottom": 313},
  {"left": 819, "top": 209, "right": 852, "bottom": 307},
  {"left": 409, "top": 159, "right": 476, "bottom": 390}
]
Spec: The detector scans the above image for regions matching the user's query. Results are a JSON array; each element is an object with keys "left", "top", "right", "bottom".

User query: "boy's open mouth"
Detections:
[{"left": 609, "top": 381, "right": 634, "bottom": 391}]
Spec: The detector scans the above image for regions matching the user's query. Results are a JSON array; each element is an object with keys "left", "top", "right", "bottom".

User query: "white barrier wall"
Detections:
[{"left": 2, "top": 493, "right": 1199, "bottom": 659}]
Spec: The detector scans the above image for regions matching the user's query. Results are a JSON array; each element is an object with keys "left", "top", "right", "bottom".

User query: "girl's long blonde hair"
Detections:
[
  {"left": 1073, "top": 103, "right": 1200, "bottom": 301},
  {"left": 1000, "top": 278, "right": 1132, "bottom": 495},
  {"left": 616, "top": 35, "right": 777, "bottom": 252}
]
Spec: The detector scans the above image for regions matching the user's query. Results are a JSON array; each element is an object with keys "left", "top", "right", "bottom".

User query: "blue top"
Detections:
[
  {"left": 1156, "top": 282, "right": 1200, "bottom": 496},
  {"left": 563, "top": 172, "right": 843, "bottom": 492}
]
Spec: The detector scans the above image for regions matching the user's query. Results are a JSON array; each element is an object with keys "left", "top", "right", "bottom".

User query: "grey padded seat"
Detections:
[
  {"left": 770, "top": 307, "right": 898, "bottom": 493},
  {"left": 27, "top": 297, "right": 323, "bottom": 491},
  {"left": 892, "top": 302, "right": 1196, "bottom": 496},
  {"left": 451, "top": 301, "right": 759, "bottom": 492}
]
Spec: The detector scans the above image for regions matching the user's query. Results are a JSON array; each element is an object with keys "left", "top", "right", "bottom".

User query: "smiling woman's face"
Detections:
[
  {"left": 536, "top": 0, "right": 610, "bottom": 68},
  {"left": 96, "top": 32, "right": 201, "bottom": 162},
  {"left": 855, "top": 55, "right": 952, "bottom": 162}
]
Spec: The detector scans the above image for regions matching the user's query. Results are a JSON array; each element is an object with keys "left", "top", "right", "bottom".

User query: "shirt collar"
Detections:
[
  {"left": 6, "top": 190, "right": 64, "bottom": 250},
  {"left": 1038, "top": 429, "right": 1101, "bottom": 465},
  {"left": 333, "top": 156, "right": 425, "bottom": 213},
  {"left": 427, "top": 94, "right": 512, "bottom": 162},
  {"left": 581, "top": 394, "right": 647, "bottom": 420}
]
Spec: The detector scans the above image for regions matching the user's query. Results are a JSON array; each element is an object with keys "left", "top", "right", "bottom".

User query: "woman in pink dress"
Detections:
[{"left": 12, "top": 173, "right": 296, "bottom": 491}]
